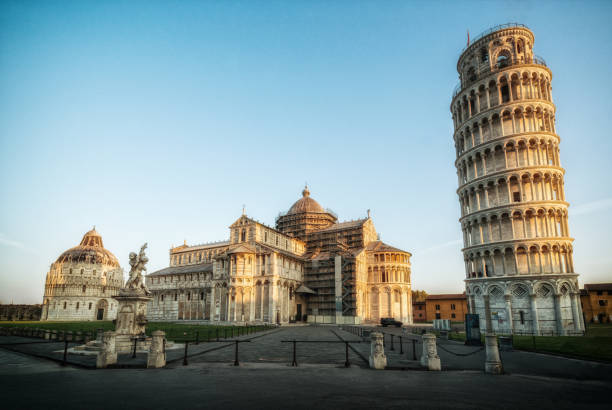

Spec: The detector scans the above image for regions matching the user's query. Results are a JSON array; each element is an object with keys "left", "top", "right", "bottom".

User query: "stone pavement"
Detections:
[
  {"left": 1, "top": 348, "right": 610, "bottom": 410},
  {"left": 2, "top": 325, "right": 612, "bottom": 381}
]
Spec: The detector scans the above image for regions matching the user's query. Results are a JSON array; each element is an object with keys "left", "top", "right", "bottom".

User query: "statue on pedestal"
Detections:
[{"left": 114, "top": 243, "right": 153, "bottom": 353}]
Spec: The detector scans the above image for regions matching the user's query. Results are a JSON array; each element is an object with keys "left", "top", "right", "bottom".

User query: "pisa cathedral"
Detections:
[
  {"left": 41, "top": 229, "right": 124, "bottom": 321},
  {"left": 146, "top": 187, "right": 413, "bottom": 325},
  {"left": 451, "top": 24, "right": 583, "bottom": 335}
]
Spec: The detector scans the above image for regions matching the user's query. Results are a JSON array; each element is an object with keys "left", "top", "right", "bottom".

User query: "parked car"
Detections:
[{"left": 380, "top": 318, "right": 402, "bottom": 327}]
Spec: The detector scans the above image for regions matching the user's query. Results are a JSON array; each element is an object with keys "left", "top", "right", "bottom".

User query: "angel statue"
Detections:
[{"left": 125, "top": 243, "right": 151, "bottom": 295}]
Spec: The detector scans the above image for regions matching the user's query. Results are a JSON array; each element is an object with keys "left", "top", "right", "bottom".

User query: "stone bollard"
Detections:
[
  {"left": 485, "top": 334, "right": 503, "bottom": 374},
  {"left": 51, "top": 330, "right": 58, "bottom": 340},
  {"left": 368, "top": 332, "right": 387, "bottom": 370},
  {"left": 96, "top": 329, "right": 104, "bottom": 342},
  {"left": 76, "top": 331, "right": 83, "bottom": 343},
  {"left": 44, "top": 330, "right": 50, "bottom": 340},
  {"left": 147, "top": 331, "right": 167, "bottom": 368},
  {"left": 420, "top": 333, "right": 441, "bottom": 371},
  {"left": 66, "top": 331, "right": 73, "bottom": 342},
  {"left": 96, "top": 331, "right": 117, "bottom": 369}
]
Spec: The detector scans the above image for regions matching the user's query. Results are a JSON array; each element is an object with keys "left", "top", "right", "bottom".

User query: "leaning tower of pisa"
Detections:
[{"left": 451, "top": 24, "right": 583, "bottom": 336}]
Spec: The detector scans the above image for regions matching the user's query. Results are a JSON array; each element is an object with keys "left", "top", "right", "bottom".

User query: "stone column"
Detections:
[
  {"left": 96, "top": 331, "right": 117, "bottom": 369},
  {"left": 553, "top": 293, "right": 564, "bottom": 336},
  {"left": 484, "top": 334, "right": 503, "bottom": 374},
  {"left": 570, "top": 292, "right": 582, "bottom": 332},
  {"left": 504, "top": 295, "right": 513, "bottom": 334},
  {"left": 483, "top": 295, "right": 492, "bottom": 332},
  {"left": 147, "top": 330, "right": 166, "bottom": 368},
  {"left": 369, "top": 332, "right": 387, "bottom": 370},
  {"left": 530, "top": 294, "right": 540, "bottom": 335},
  {"left": 420, "top": 334, "right": 441, "bottom": 371},
  {"left": 209, "top": 286, "right": 216, "bottom": 321}
]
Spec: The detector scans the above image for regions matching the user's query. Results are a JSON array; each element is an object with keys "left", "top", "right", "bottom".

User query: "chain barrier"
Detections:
[{"left": 435, "top": 342, "right": 485, "bottom": 357}]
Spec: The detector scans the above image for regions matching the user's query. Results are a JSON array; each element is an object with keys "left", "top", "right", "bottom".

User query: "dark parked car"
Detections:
[{"left": 380, "top": 318, "right": 402, "bottom": 327}]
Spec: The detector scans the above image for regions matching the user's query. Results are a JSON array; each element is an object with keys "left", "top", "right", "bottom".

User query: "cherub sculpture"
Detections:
[{"left": 125, "top": 243, "right": 151, "bottom": 295}]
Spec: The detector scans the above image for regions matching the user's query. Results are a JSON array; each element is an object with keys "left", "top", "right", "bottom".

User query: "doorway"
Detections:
[
  {"left": 296, "top": 304, "right": 302, "bottom": 321},
  {"left": 97, "top": 309, "right": 104, "bottom": 320}
]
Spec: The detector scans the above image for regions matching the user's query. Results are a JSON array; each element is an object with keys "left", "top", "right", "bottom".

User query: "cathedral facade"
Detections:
[{"left": 146, "top": 187, "right": 412, "bottom": 325}]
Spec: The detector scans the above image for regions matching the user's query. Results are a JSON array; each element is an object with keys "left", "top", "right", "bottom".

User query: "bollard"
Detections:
[
  {"left": 234, "top": 341, "right": 240, "bottom": 366},
  {"left": 216, "top": 329, "right": 219, "bottom": 342},
  {"left": 96, "top": 331, "right": 117, "bottom": 368},
  {"left": 195, "top": 331, "right": 199, "bottom": 345},
  {"left": 132, "top": 337, "right": 138, "bottom": 358},
  {"left": 183, "top": 342, "right": 189, "bottom": 366},
  {"left": 485, "top": 334, "right": 503, "bottom": 374},
  {"left": 369, "top": 332, "right": 386, "bottom": 370},
  {"left": 390, "top": 334, "right": 395, "bottom": 351},
  {"left": 76, "top": 331, "right": 83, "bottom": 343},
  {"left": 399, "top": 336, "right": 404, "bottom": 354},
  {"left": 412, "top": 339, "right": 417, "bottom": 360},
  {"left": 147, "top": 330, "right": 166, "bottom": 368},
  {"left": 420, "top": 334, "right": 441, "bottom": 371},
  {"left": 292, "top": 340, "right": 298, "bottom": 367},
  {"left": 44, "top": 330, "right": 50, "bottom": 340}
]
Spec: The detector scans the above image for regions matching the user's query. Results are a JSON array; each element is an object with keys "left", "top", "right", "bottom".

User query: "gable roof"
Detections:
[
  {"left": 147, "top": 262, "right": 213, "bottom": 276},
  {"left": 365, "top": 240, "right": 410, "bottom": 254},
  {"left": 316, "top": 219, "right": 368, "bottom": 233}
]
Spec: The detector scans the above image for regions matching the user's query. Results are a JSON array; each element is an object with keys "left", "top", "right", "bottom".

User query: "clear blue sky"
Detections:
[{"left": 1, "top": 0, "right": 611, "bottom": 304}]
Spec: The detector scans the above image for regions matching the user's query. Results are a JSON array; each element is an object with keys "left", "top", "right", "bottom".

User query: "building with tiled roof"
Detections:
[{"left": 146, "top": 187, "right": 412, "bottom": 324}]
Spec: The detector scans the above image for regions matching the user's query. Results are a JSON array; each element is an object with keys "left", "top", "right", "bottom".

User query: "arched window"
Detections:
[
  {"left": 241, "top": 230, "right": 246, "bottom": 242},
  {"left": 88, "top": 302, "right": 92, "bottom": 310},
  {"left": 82, "top": 285, "right": 86, "bottom": 293},
  {"left": 480, "top": 48, "right": 489, "bottom": 63},
  {"left": 519, "top": 310, "right": 525, "bottom": 325},
  {"left": 76, "top": 302, "right": 79, "bottom": 310},
  {"left": 497, "top": 51, "right": 511, "bottom": 68}
]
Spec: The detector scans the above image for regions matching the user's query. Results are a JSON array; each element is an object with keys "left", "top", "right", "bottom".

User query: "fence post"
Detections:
[
  {"left": 183, "top": 342, "right": 189, "bottom": 366},
  {"left": 292, "top": 340, "right": 298, "bottom": 367},
  {"left": 390, "top": 334, "right": 395, "bottom": 351},
  {"left": 399, "top": 336, "right": 403, "bottom": 354},
  {"left": 420, "top": 333, "right": 441, "bottom": 371},
  {"left": 195, "top": 331, "right": 199, "bottom": 345},
  {"left": 485, "top": 334, "right": 503, "bottom": 374},
  {"left": 62, "top": 340, "right": 68, "bottom": 366},
  {"left": 132, "top": 337, "right": 138, "bottom": 358},
  {"left": 344, "top": 342, "right": 350, "bottom": 368},
  {"left": 234, "top": 341, "right": 240, "bottom": 366},
  {"left": 369, "top": 332, "right": 386, "bottom": 370},
  {"left": 147, "top": 330, "right": 166, "bottom": 368},
  {"left": 412, "top": 339, "right": 417, "bottom": 360},
  {"left": 216, "top": 328, "right": 219, "bottom": 342}
]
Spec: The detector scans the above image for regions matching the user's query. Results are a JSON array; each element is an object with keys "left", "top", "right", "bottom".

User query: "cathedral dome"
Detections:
[
  {"left": 287, "top": 186, "right": 326, "bottom": 214},
  {"left": 55, "top": 228, "right": 120, "bottom": 267}
]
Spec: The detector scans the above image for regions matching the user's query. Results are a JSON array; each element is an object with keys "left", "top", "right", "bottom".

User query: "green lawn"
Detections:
[
  {"left": 430, "top": 323, "right": 612, "bottom": 362},
  {"left": 0, "top": 321, "right": 273, "bottom": 342}
]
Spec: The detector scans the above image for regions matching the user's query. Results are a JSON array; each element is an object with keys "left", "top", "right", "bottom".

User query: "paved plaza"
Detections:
[{"left": 1, "top": 325, "right": 611, "bottom": 409}]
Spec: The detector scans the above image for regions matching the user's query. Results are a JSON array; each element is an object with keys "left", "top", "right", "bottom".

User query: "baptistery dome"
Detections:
[
  {"left": 41, "top": 228, "right": 124, "bottom": 321},
  {"left": 55, "top": 228, "right": 120, "bottom": 267}
]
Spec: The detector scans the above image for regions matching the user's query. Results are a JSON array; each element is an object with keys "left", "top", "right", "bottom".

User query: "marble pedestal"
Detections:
[{"left": 113, "top": 291, "right": 152, "bottom": 353}]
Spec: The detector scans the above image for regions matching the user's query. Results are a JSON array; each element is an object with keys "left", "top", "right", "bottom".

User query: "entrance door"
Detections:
[
  {"left": 97, "top": 309, "right": 104, "bottom": 320},
  {"left": 296, "top": 304, "right": 302, "bottom": 321}
]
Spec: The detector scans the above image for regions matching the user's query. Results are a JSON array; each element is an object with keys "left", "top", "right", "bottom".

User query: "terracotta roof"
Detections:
[
  {"left": 584, "top": 283, "right": 612, "bottom": 291},
  {"left": 426, "top": 293, "right": 467, "bottom": 300},
  {"left": 147, "top": 262, "right": 213, "bottom": 276},
  {"left": 365, "top": 240, "right": 410, "bottom": 254}
]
